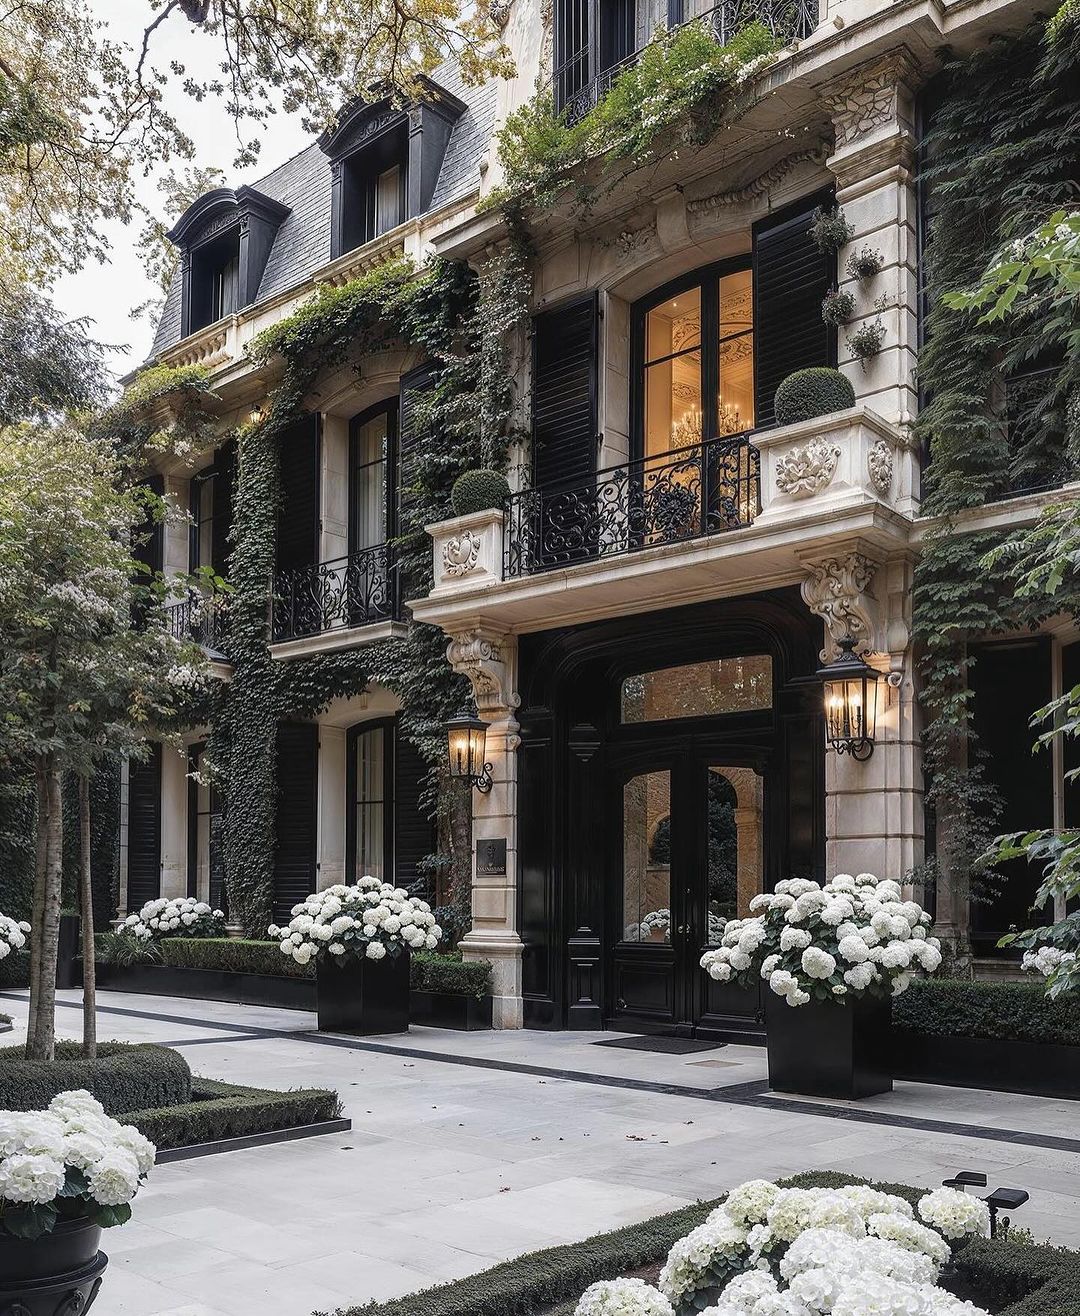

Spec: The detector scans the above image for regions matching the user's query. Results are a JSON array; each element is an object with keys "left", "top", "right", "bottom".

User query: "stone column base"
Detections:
[{"left": 460, "top": 930, "right": 524, "bottom": 1029}]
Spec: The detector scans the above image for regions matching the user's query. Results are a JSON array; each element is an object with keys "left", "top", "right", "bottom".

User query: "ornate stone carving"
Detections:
[
  {"left": 775, "top": 439, "right": 841, "bottom": 498},
  {"left": 822, "top": 48, "right": 920, "bottom": 148},
  {"left": 487, "top": 0, "right": 511, "bottom": 28},
  {"left": 688, "top": 145, "right": 828, "bottom": 215},
  {"left": 868, "top": 439, "right": 893, "bottom": 496},
  {"left": 800, "top": 552, "right": 881, "bottom": 659},
  {"left": 442, "top": 530, "right": 481, "bottom": 578},
  {"left": 447, "top": 629, "right": 519, "bottom": 714}
]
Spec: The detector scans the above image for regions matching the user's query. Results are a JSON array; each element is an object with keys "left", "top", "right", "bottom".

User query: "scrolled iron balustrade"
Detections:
[
  {"left": 504, "top": 433, "right": 760, "bottom": 577},
  {"left": 554, "top": 0, "right": 818, "bottom": 123},
  {"left": 271, "top": 544, "right": 396, "bottom": 642},
  {"left": 165, "top": 595, "right": 230, "bottom": 657}
]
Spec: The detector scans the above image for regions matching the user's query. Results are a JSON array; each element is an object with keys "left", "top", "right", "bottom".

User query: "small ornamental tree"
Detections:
[{"left": 0, "top": 422, "right": 210, "bottom": 1060}]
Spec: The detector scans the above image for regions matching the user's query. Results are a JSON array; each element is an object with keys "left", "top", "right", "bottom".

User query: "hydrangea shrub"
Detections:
[
  {"left": 0, "top": 1089, "right": 155, "bottom": 1239},
  {"left": 700, "top": 874, "right": 943, "bottom": 1007},
  {"left": 575, "top": 1178, "right": 990, "bottom": 1316},
  {"left": 121, "top": 897, "right": 225, "bottom": 941},
  {"left": 269, "top": 877, "right": 442, "bottom": 967},
  {"left": 0, "top": 913, "right": 29, "bottom": 961}
]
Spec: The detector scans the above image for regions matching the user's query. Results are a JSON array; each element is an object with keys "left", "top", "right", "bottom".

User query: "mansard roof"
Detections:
[{"left": 150, "top": 61, "right": 496, "bottom": 358}]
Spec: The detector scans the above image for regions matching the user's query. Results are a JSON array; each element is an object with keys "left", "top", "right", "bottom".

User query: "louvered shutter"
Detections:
[
  {"left": 272, "top": 722, "right": 318, "bottom": 922},
  {"left": 532, "top": 294, "right": 598, "bottom": 490},
  {"left": 753, "top": 194, "right": 836, "bottom": 428},
  {"left": 393, "top": 721, "right": 435, "bottom": 890},
  {"left": 276, "top": 415, "right": 320, "bottom": 573},
  {"left": 127, "top": 745, "right": 161, "bottom": 909}
]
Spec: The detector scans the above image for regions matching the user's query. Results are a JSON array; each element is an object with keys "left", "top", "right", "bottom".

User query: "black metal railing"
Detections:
[
  {"left": 166, "top": 595, "right": 230, "bottom": 658},
  {"left": 271, "top": 544, "right": 397, "bottom": 643},
  {"left": 554, "top": 0, "right": 818, "bottom": 124},
  {"left": 504, "top": 434, "right": 760, "bottom": 577}
]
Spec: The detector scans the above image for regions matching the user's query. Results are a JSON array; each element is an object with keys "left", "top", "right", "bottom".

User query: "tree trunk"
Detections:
[
  {"left": 25, "top": 765, "right": 49, "bottom": 1056},
  {"left": 26, "top": 759, "right": 63, "bottom": 1062},
  {"left": 79, "top": 775, "right": 96, "bottom": 1059}
]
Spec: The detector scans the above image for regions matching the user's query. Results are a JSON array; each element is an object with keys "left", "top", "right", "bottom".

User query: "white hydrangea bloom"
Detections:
[
  {"left": 575, "top": 1277, "right": 674, "bottom": 1316},
  {"left": 917, "top": 1189, "right": 991, "bottom": 1240}
]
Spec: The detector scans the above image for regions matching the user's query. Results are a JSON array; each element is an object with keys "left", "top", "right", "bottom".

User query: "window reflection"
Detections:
[
  {"left": 354, "top": 726, "right": 387, "bottom": 881},
  {"left": 719, "top": 270, "right": 754, "bottom": 434},
  {"left": 705, "top": 766, "right": 764, "bottom": 939},
  {"left": 623, "top": 770, "right": 672, "bottom": 942},
  {"left": 621, "top": 655, "right": 773, "bottom": 723}
]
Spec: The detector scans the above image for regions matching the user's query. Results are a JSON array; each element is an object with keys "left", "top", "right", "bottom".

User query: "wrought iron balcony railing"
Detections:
[
  {"left": 504, "top": 434, "right": 760, "bottom": 578},
  {"left": 554, "top": 0, "right": 818, "bottom": 124},
  {"left": 271, "top": 543, "right": 397, "bottom": 643},
  {"left": 166, "top": 594, "right": 230, "bottom": 658}
]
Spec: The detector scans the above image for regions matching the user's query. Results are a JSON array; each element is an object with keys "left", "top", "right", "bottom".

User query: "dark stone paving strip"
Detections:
[{"left": 7, "top": 991, "right": 1078, "bottom": 1155}]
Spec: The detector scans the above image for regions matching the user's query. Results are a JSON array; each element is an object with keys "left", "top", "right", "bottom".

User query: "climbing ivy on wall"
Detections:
[{"left": 912, "top": 14, "right": 1080, "bottom": 923}]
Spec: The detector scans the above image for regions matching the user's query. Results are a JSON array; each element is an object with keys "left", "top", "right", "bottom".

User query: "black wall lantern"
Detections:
[
  {"left": 816, "top": 635, "right": 881, "bottom": 761},
  {"left": 446, "top": 708, "right": 493, "bottom": 793}
]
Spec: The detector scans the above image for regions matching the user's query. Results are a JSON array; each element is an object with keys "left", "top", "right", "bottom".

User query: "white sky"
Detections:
[{"left": 52, "top": 0, "right": 311, "bottom": 387}]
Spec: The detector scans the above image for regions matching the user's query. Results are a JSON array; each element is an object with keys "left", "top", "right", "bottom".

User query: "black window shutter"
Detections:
[
  {"left": 272, "top": 721, "right": 319, "bottom": 922},
  {"left": 753, "top": 193, "right": 836, "bottom": 428},
  {"left": 532, "top": 294, "right": 598, "bottom": 490},
  {"left": 127, "top": 745, "right": 161, "bottom": 909},
  {"left": 276, "top": 415, "right": 321, "bottom": 573},
  {"left": 394, "top": 720, "right": 435, "bottom": 890},
  {"left": 212, "top": 440, "right": 236, "bottom": 579}
]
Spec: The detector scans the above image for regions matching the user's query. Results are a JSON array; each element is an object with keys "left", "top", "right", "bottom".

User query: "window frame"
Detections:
[
  {"left": 345, "top": 717, "right": 397, "bottom": 884},
  {"left": 348, "top": 398, "right": 399, "bottom": 555},
  {"left": 630, "top": 255, "right": 755, "bottom": 463}
]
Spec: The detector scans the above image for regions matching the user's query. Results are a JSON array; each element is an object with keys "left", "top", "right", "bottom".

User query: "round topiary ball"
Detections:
[
  {"left": 450, "top": 469, "right": 511, "bottom": 517},
  {"left": 773, "top": 368, "right": 855, "bottom": 426}
]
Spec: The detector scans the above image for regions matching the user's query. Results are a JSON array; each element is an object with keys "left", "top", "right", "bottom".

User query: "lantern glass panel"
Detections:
[{"left": 447, "top": 717, "right": 486, "bottom": 781}]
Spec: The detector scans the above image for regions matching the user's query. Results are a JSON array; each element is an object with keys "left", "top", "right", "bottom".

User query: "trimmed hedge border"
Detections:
[
  {"left": 952, "top": 1235, "right": 1080, "bottom": 1316},
  {"left": 0, "top": 1041, "right": 191, "bottom": 1115},
  {"left": 894, "top": 978, "right": 1079, "bottom": 1047},
  {"left": 411, "top": 951, "right": 492, "bottom": 1000},
  {"left": 0, "top": 951, "right": 30, "bottom": 989},
  {"left": 317, "top": 1172, "right": 923, "bottom": 1316},
  {"left": 127, "top": 1078, "right": 343, "bottom": 1152},
  {"left": 158, "top": 937, "right": 315, "bottom": 978}
]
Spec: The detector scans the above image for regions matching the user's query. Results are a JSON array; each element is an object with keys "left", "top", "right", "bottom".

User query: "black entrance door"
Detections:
[{"left": 608, "top": 745, "right": 766, "bottom": 1035}]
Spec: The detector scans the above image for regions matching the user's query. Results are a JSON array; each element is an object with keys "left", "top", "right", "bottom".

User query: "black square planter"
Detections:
[
  {"left": 316, "top": 950, "right": 410, "bottom": 1035},
  {"left": 765, "top": 992, "right": 892, "bottom": 1099}
]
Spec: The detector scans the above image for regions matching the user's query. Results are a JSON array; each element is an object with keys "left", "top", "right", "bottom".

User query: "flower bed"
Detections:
[
  {"left": 120, "top": 897, "right": 226, "bottom": 941},
  {"left": 0, "top": 1043, "right": 191, "bottom": 1116}
]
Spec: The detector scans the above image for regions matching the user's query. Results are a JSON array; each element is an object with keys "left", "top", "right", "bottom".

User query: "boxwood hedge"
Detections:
[
  {"left": 0, "top": 1041, "right": 192, "bottom": 1115},
  {"left": 128, "top": 1078, "right": 342, "bottom": 1151},
  {"left": 0, "top": 951, "right": 30, "bottom": 988},
  {"left": 893, "top": 977, "right": 1080, "bottom": 1048},
  {"left": 410, "top": 951, "right": 492, "bottom": 999},
  {"left": 157, "top": 937, "right": 314, "bottom": 978}
]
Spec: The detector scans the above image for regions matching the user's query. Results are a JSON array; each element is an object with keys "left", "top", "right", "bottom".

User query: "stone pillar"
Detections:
[
  {"left": 823, "top": 48, "right": 921, "bottom": 429},
  {"left": 446, "top": 626, "right": 524, "bottom": 1029},
  {"left": 317, "top": 725, "right": 347, "bottom": 889},
  {"left": 800, "top": 546, "right": 923, "bottom": 882},
  {"left": 159, "top": 747, "right": 189, "bottom": 899}
]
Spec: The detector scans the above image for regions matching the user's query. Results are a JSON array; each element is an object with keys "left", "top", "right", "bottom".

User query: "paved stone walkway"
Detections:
[{"left": 3, "top": 988, "right": 1079, "bottom": 1316}]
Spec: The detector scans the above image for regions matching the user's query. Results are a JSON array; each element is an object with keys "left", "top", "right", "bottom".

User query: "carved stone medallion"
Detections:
[
  {"left": 775, "top": 438, "right": 841, "bottom": 498},
  {"left": 442, "top": 530, "right": 481, "bottom": 578},
  {"left": 867, "top": 439, "right": 893, "bottom": 496}
]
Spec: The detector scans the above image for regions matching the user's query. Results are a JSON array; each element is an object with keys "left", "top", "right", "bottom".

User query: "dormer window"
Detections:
[
  {"left": 168, "top": 186, "right": 290, "bottom": 338},
  {"left": 320, "top": 79, "right": 466, "bottom": 262}
]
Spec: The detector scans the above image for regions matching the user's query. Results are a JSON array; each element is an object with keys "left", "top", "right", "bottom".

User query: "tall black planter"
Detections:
[
  {"left": 0, "top": 1217, "right": 107, "bottom": 1316},
  {"left": 765, "top": 993, "right": 892, "bottom": 1099},
  {"left": 316, "top": 950, "right": 410, "bottom": 1035},
  {"left": 57, "top": 913, "right": 83, "bottom": 990}
]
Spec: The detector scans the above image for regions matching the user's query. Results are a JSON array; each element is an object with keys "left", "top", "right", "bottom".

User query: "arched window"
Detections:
[{"left": 633, "top": 260, "right": 754, "bottom": 460}]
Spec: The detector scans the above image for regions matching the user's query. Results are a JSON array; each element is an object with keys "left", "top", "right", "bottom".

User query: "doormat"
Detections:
[{"left": 594, "top": 1036, "right": 727, "bottom": 1055}]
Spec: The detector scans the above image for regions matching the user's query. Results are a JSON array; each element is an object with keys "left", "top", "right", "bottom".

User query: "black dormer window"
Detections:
[
  {"left": 169, "top": 186, "right": 290, "bottom": 338},
  {"left": 320, "top": 79, "right": 466, "bottom": 262}
]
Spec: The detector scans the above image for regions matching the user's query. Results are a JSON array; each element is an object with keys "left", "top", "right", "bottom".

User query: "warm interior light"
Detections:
[
  {"left": 445, "top": 709, "right": 492, "bottom": 791},
  {"left": 817, "top": 637, "right": 881, "bottom": 760}
]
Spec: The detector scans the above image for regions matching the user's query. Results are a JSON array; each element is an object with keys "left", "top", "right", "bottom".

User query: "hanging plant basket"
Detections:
[{"left": 0, "top": 1217, "right": 107, "bottom": 1316}]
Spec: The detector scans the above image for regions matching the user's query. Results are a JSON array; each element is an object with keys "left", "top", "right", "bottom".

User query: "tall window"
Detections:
[
  {"left": 350, "top": 402, "right": 396, "bottom": 551},
  {"left": 187, "top": 744, "right": 225, "bottom": 913},
  {"left": 637, "top": 262, "right": 755, "bottom": 458},
  {"left": 351, "top": 724, "right": 391, "bottom": 882},
  {"left": 375, "top": 165, "right": 403, "bottom": 236},
  {"left": 340, "top": 126, "right": 409, "bottom": 254}
]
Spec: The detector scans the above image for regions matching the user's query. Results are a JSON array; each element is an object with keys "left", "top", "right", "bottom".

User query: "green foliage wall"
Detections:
[{"left": 912, "top": 16, "right": 1080, "bottom": 901}]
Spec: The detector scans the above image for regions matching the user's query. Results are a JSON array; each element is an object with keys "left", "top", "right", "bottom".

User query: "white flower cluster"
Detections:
[
  {"left": 122, "top": 897, "right": 225, "bottom": 942},
  {"left": 0, "top": 912, "right": 30, "bottom": 961},
  {"left": 576, "top": 1277, "right": 675, "bottom": 1316},
  {"left": 582, "top": 1179, "right": 990, "bottom": 1316},
  {"left": 0, "top": 1091, "right": 154, "bottom": 1230},
  {"left": 625, "top": 909, "right": 671, "bottom": 940},
  {"left": 269, "top": 877, "right": 441, "bottom": 966},
  {"left": 700, "top": 874, "right": 942, "bottom": 1006},
  {"left": 1021, "top": 944, "right": 1077, "bottom": 979}
]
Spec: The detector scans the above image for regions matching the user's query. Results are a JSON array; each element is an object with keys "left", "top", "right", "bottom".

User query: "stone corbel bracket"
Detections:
[
  {"left": 446, "top": 627, "right": 521, "bottom": 740},
  {"left": 799, "top": 549, "right": 883, "bottom": 661}
]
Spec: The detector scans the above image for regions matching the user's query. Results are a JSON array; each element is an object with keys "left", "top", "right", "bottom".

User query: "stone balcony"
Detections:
[{"left": 410, "top": 406, "right": 919, "bottom": 636}]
